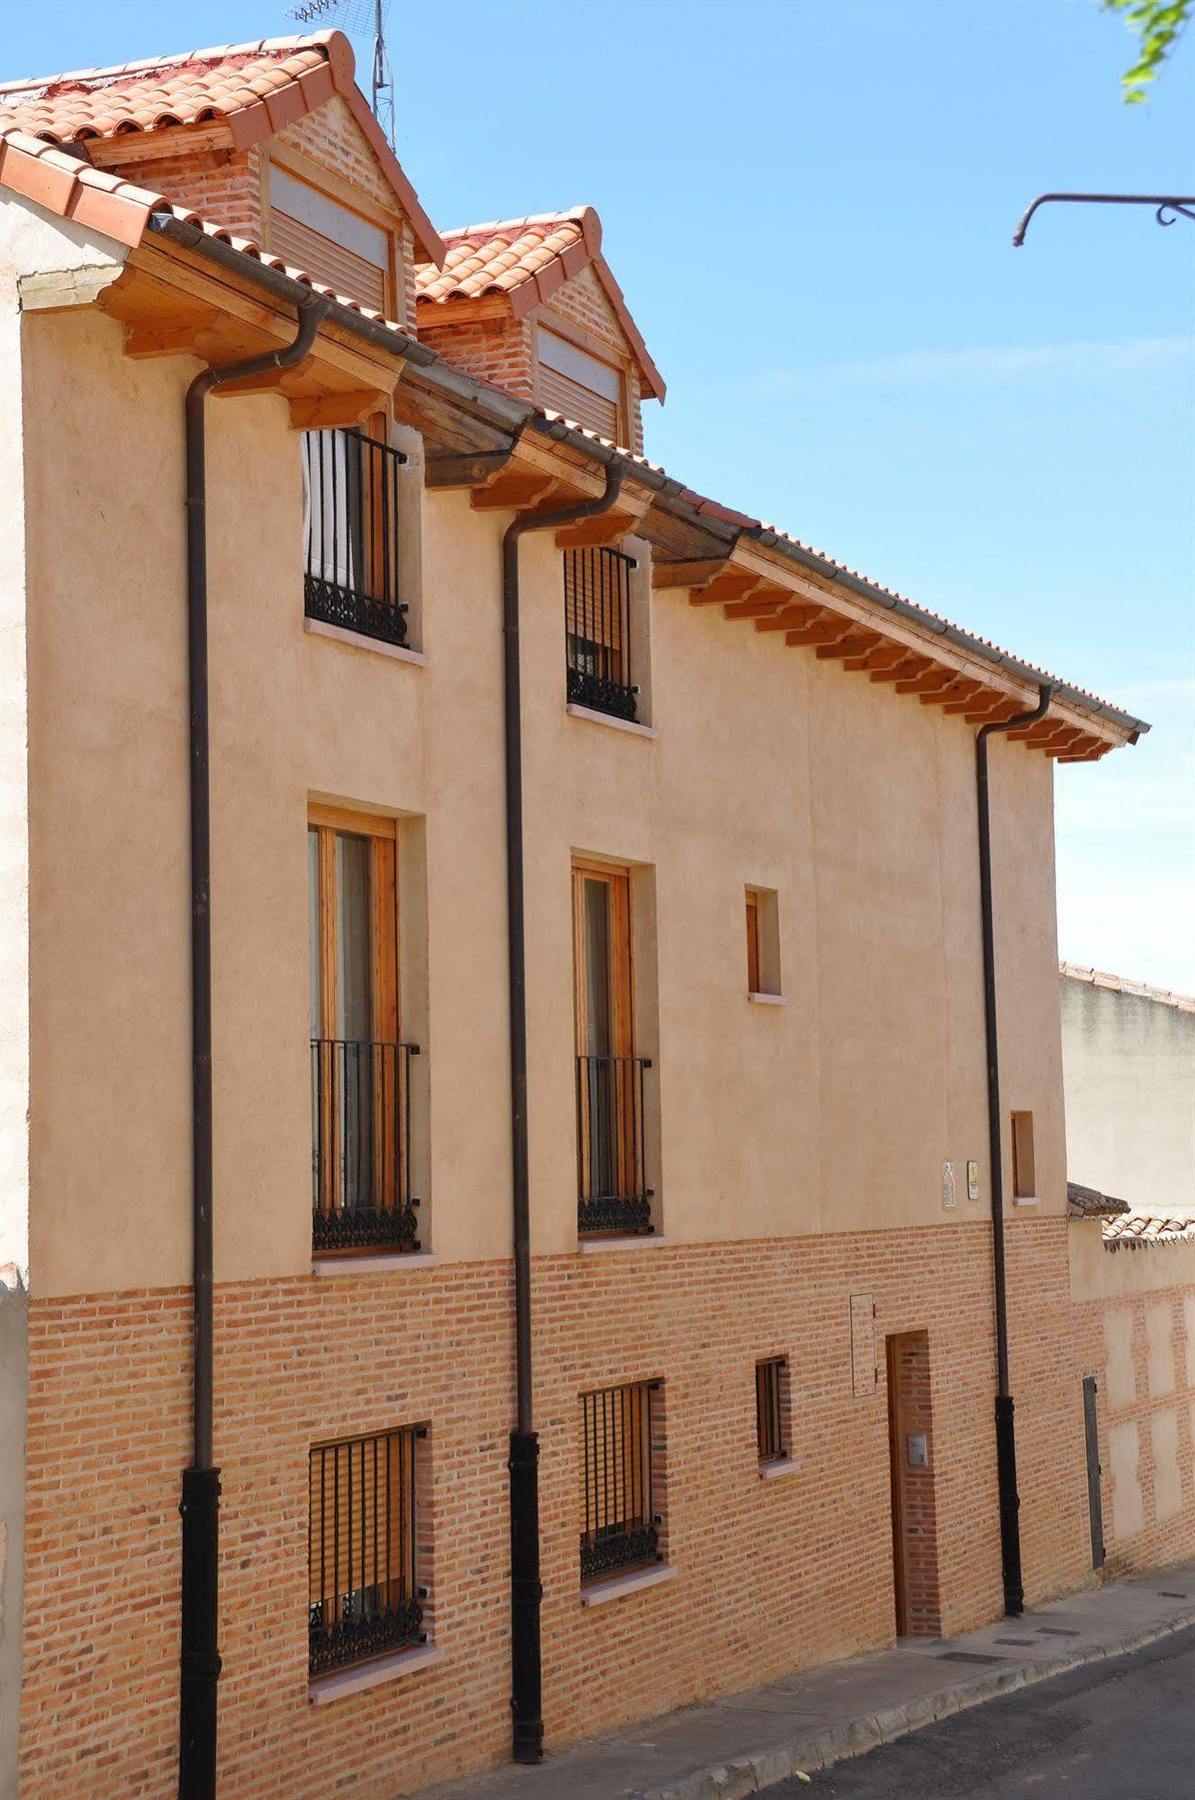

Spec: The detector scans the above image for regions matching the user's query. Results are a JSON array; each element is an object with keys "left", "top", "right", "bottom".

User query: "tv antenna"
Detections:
[{"left": 287, "top": 0, "right": 395, "bottom": 149}]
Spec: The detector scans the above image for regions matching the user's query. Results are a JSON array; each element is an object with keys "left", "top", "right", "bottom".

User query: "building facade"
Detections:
[{"left": 0, "top": 29, "right": 1184, "bottom": 1800}]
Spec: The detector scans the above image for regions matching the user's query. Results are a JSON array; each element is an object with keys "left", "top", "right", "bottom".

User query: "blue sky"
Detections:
[{"left": 6, "top": 1, "right": 1192, "bottom": 985}]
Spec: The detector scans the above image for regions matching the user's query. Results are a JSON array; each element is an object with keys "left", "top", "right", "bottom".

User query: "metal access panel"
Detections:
[{"left": 1082, "top": 1375, "right": 1106, "bottom": 1569}]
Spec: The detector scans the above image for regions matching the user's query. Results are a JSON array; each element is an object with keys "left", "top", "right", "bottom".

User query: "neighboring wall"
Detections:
[
  {"left": 1061, "top": 974, "right": 1195, "bottom": 1208},
  {"left": 1070, "top": 1226, "right": 1195, "bottom": 1575}
]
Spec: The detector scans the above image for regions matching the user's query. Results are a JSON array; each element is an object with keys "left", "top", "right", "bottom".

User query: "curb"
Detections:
[{"left": 633, "top": 1610, "right": 1195, "bottom": 1800}]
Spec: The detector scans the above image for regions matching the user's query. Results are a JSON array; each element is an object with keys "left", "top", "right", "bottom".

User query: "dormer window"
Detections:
[
  {"left": 269, "top": 167, "right": 391, "bottom": 315},
  {"left": 536, "top": 326, "right": 625, "bottom": 444}
]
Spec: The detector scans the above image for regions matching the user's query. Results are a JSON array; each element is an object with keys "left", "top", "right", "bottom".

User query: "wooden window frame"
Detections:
[
  {"left": 745, "top": 889, "right": 761, "bottom": 995},
  {"left": 309, "top": 807, "right": 400, "bottom": 1221},
  {"left": 572, "top": 858, "right": 635, "bottom": 1209},
  {"left": 1011, "top": 1110, "right": 1036, "bottom": 1199}
]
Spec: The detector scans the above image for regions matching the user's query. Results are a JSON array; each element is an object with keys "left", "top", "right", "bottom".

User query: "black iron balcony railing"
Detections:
[
  {"left": 580, "top": 1381, "right": 661, "bottom": 1582},
  {"left": 309, "top": 1427, "right": 425, "bottom": 1676},
  {"left": 576, "top": 1053, "right": 653, "bottom": 1237},
  {"left": 303, "top": 426, "right": 409, "bottom": 646},
  {"left": 311, "top": 1038, "right": 420, "bottom": 1255},
  {"left": 564, "top": 544, "right": 638, "bottom": 721}
]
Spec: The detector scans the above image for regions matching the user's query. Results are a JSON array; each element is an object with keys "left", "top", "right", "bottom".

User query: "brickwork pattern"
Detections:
[
  {"left": 1072, "top": 1277, "right": 1195, "bottom": 1577},
  {"left": 19, "top": 1221, "right": 1096, "bottom": 1798},
  {"left": 416, "top": 316, "right": 537, "bottom": 401}
]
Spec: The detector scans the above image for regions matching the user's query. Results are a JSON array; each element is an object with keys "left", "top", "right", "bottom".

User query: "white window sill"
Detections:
[
  {"left": 313, "top": 1252, "right": 440, "bottom": 1276},
  {"left": 747, "top": 991, "right": 786, "bottom": 1006},
  {"left": 308, "top": 1642, "right": 441, "bottom": 1704},
  {"left": 305, "top": 617, "right": 427, "bottom": 666},
  {"left": 578, "top": 1235, "right": 666, "bottom": 1254},
  {"left": 566, "top": 703, "right": 656, "bottom": 739},
  {"left": 760, "top": 1456, "right": 799, "bottom": 1481},
  {"left": 581, "top": 1563, "right": 675, "bottom": 1607},
  {"left": 1012, "top": 1195, "right": 1040, "bottom": 1208}
]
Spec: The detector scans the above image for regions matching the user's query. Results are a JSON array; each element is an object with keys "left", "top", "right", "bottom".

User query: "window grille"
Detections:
[
  {"left": 308, "top": 1427, "right": 424, "bottom": 1676},
  {"left": 580, "top": 1381, "right": 660, "bottom": 1581},
  {"left": 310, "top": 1038, "right": 420, "bottom": 1253},
  {"left": 755, "top": 1357, "right": 788, "bottom": 1463},
  {"left": 303, "top": 427, "right": 408, "bottom": 646},
  {"left": 564, "top": 545, "right": 638, "bottom": 720}
]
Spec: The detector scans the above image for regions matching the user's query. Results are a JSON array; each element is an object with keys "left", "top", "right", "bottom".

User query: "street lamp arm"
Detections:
[{"left": 1012, "top": 191, "right": 1195, "bottom": 245}]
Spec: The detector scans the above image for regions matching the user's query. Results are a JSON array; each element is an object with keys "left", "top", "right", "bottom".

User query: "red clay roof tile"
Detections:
[
  {"left": 0, "top": 31, "right": 445, "bottom": 263},
  {"left": 415, "top": 207, "right": 665, "bottom": 402}
]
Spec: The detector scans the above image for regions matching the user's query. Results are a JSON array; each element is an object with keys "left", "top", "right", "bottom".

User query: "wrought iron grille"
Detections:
[
  {"left": 564, "top": 545, "right": 638, "bottom": 720},
  {"left": 303, "top": 427, "right": 409, "bottom": 645},
  {"left": 580, "top": 1381, "right": 660, "bottom": 1582},
  {"left": 311, "top": 1038, "right": 420, "bottom": 1254},
  {"left": 755, "top": 1357, "right": 788, "bottom": 1463},
  {"left": 309, "top": 1427, "right": 424, "bottom": 1676},
  {"left": 576, "top": 1054, "right": 653, "bottom": 1237}
]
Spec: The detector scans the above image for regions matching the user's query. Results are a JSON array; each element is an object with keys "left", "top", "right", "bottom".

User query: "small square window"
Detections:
[
  {"left": 755, "top": 1356, "right": 790, "bottom": 1464},
  {"left": 1011, "top": 1111, "right": 1036, "bottom": 1199},
  {"left": 745, "top": 886, "right": 781, "bottom": 997}
]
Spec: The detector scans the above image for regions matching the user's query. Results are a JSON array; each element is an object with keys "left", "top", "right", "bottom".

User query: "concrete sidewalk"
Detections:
[{"left": 425, "top": 1563, "right": 1195, "bottom": 1800}]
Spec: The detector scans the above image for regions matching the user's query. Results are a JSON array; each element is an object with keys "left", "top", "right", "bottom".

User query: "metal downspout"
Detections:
[
  {"left": 975, "top": 680, "right": 1052, "bottom": 1619},
  {"left": 501, "top": 465, "right": 625, "bottom": 1765},
  {"left": 178, "top": 293, "right": 330, "bottom": 1800}
]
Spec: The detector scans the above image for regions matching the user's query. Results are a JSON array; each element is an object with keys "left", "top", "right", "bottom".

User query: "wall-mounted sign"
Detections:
[
  {"left": 967, "top": 1160, "right": 980, "bottom": 1203},
  {"left": 907, "top": 1432, "right": 929, "bottom": 1469},
  {"left": 942, "top": 1160, "right": 957, "bottom": 1210}
]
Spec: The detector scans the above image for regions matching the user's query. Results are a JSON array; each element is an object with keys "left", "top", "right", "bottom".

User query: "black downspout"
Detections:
[
  {"left": 178, "top": 293, "right": 330, "bottom": 1800},
  {"left": 975, "top": 679, "right": 1052, "bottom": 1620},
  {"left": 502, "top": 464, "right": 625, "bottom": 1765}
]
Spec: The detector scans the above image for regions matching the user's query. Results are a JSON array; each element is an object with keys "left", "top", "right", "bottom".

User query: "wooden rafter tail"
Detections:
[
  {"left": 786, "top": 619, "right": 854, "bottom": 649},
  {"left": 1057, "top": 740, "right": 1110, "bottom": 762},
  {"left": 651, "top": 558, "right": 725, "bottom": 590},
  {"left": 941, "top": 683, "right": 999, "bottom": 714},
  {"left": 843, "top": 641, "right": 905, "bottom": 674},
  {"left": 1008, "top": 719, "right": 1081, "bottom": 748},
  {"left": 961, "top": 694, "right": 1025, "bottom": 725},
  {"left": 894, "top": 665, "right": 956, "bottom": 697},
  {"left": 556, "top": 502, "right": 647, "bottom": 548},
  {"left": 687, "top": 569, "right": 762, "bottom": 607},
  {"left": 921, "top": 677, "right": 982, "bottom": 708},
  {"left": 288, "top": 388, "right": 391, "bottom": 430},
  {"left": 469, "top": 471, "right": 558, "bottom": 511},
  {"left": 870, "top": 654, "right": 931, "bottom": 685},
  {"left": 721, "top": 594, "right": 792, "bottom": 620},
  {"left": 755, "top": 604, "right": 826, "bottom": 634},
  {"left": 815, "top": 629, "right": 882, "bottom": 662}
]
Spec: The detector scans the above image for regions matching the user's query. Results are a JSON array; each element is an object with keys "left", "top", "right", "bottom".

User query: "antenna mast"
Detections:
[
  {"left": 371, "top": 0, "right": 395, "bottom": 152},
  {"left": 286, "top": 0, "right": 396, "bottom": 149}
]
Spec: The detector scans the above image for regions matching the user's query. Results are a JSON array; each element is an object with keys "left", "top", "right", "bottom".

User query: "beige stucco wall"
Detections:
[
  {"left": 1061, "top": 977, "right": 1195, "bottom": 1208},
  {"left": 1069, "top": 1220, "right": 1195, "bottom": 1303},
  {"left": 18, "top": 299, "right": 1070, "bottom": 1298}
]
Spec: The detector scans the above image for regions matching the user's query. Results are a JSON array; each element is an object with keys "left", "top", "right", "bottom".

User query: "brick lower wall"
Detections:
[{"left": 19, "top": 1221, "right": 1106, "bottom": 1797}]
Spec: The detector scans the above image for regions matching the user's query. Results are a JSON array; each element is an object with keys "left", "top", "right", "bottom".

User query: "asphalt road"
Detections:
[{"left": 761, "top": 1625, "right": 1195, "bottom": 1799}]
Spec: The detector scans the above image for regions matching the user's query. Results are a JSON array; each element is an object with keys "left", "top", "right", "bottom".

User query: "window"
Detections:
[
  {"left": 536, "top": 325, "right": 625, "bottom": 443},
  {"left": 580, "top": 1381, "right": 662, "bottom": 1582},
  {"left": 308, "top": 1427, "right": 425, "bottom": 1676},
  {"left": 270, "top": 166, "right": 391, "bottom": 315},
  {"left": 745, "top": 891, "right": 761, "bottom": 994},
  {"left": 755, "top": 1357, "right": 790, "bottom": 1465},
  {"left": 745, "top": 886, "right": 781, "bottom": 998},
  {"left": 303, "top": 421, "right": 410, "bottom": 647},
  {"left": 308, "top": 807, "right": 419, "bottom": 1254},
  {"left": 1011, "top": 1111, "right": 1036, "bottom": 1200},
  {"left": 572, "top": 860, "right": 652, "bottom": 1236},
  {"left": 564, "top": 545, "right": 638, "bottom": 721}
]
